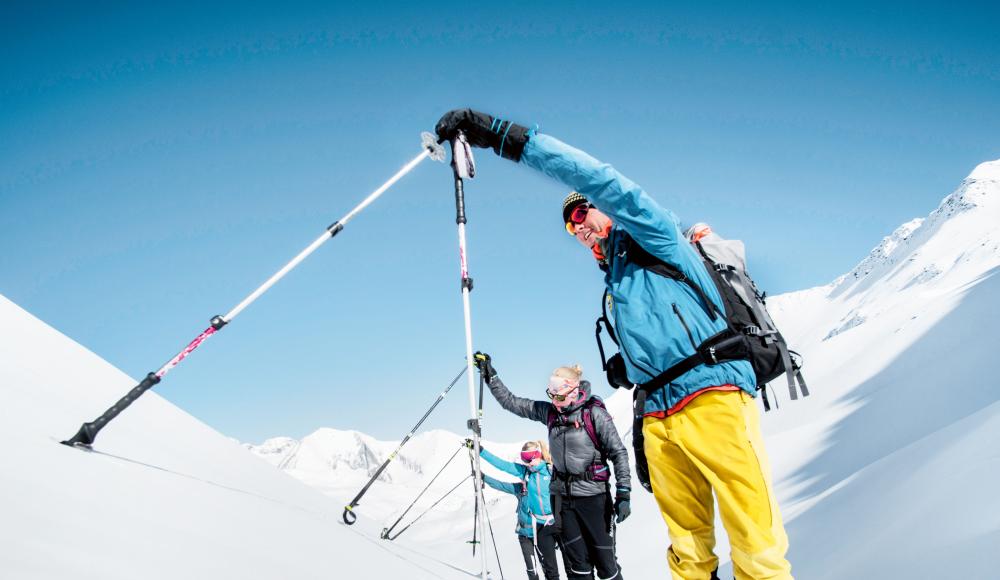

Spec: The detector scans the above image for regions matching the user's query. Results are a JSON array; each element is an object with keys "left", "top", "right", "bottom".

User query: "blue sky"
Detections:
[{"left": 2, "top": 1, "right": 998, "bottom": 444}]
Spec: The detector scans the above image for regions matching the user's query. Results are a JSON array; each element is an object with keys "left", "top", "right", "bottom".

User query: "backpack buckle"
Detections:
[
  {"left": 744, "top": 325, "right": 761, "bottom": 336},
  {"left": 708, "top": 346, "right": 719, "bottom": 364}
]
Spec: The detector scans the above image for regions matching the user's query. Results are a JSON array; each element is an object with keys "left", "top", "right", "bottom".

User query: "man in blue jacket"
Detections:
[{"left": 436, "top": 110, "right": 793, "bottom": 580}]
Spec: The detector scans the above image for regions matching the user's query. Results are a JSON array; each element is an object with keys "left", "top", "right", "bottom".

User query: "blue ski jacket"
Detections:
[
  {"left": 480, "top": 447, "right": 554, "bottom": 538},
  {"left": 520, "top": 133, "right": 757, "bottom": 414}
]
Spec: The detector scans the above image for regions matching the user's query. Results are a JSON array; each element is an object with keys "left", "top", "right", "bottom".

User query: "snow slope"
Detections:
[
  {"left": 0, "top": 294, "right": 481, "bottom": 579},
  {"left": 247, "top": 159, "right": 1000, "bottom": 578},
  {"left": 3, "top": 158, "right": 998, "bottom": 579},
  {"left": 759, "top": 158, "right": 1000, "bottom": 578}
]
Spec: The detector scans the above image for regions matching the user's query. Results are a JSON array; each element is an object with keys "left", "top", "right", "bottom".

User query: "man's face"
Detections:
[{"left": 568, "top": 204, "right": 612, "bottom": 249}]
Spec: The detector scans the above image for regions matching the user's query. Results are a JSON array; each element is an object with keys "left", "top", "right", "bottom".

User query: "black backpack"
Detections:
[
  {"left": 594, "top": 229, "right": 809, "bottom": 491},
  {"left": 596, "top": 232, "right": 808, "bottom": 405}
]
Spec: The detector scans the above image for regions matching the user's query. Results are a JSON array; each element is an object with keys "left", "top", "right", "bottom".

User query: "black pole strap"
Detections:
[{"left": 343, "top": 365, "right": 467, "bottom": 525}]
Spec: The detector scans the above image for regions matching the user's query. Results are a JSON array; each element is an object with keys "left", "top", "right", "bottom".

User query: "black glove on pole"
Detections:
[
  {"left": 473, "top": 351, "right": 496, "bottom": 383},
  {"left": 435, "top": 109, "right": 530, "bottom": 162}
]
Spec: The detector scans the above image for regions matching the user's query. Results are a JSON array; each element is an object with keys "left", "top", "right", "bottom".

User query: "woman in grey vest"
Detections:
[{"left": 473, "top": 352, "right": 631, "bottom": 580}]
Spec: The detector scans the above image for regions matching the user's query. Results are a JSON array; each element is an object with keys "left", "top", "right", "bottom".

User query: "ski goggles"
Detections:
[
  {"left": 520, "top": 449, "right": 542, "bottom": 463},
  {"left": 547, "top": 378, "right": 580, "bottom": 402},
  {"left": 564, "top": 203, "right": 592, "bottom": 235}
]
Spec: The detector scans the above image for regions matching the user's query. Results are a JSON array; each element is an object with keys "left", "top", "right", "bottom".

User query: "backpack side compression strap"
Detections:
[{"left": 635, "top": 328, "right": 748, "bottom": 395}]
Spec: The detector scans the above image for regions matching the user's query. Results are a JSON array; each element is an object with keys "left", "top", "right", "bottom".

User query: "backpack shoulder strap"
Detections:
[
  {"left": 626, "top": 236, "right": 721, "bottom": 321},
  {"left": 581, "top": 398, "right": 605, "bottom": 455},
  {"left": 598, "top": 288, "right": 618, "bottom": 346}
]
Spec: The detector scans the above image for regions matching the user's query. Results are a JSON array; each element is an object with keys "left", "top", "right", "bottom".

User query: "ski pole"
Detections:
[
  {"left": 343, "top": 365, "right": 467, "bottom": 525},
  {"left": 529, "top": 510, "right": 541, "bottom": 579},
  {"left": 380, "top": 444, "right": 464, "bottom": 540},
  {"left": 481, "top": 491, "right": 505, "bottom": 580},
  {"left": 467, "top": 446, "right": 481, "bottom": 556},
  {"left": 60, "top": 132, "right": 446, "bottom": 448},
  {"left": 382, "top": 474, "right": 471, "bottom": 541},
  {"left": 449, "top": 131, "right": 489, "bottom": 580}
]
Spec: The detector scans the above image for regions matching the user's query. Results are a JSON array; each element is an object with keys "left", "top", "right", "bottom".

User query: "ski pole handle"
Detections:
[{"left": 60, "top": 372, "right": 161, "bottom": 447}]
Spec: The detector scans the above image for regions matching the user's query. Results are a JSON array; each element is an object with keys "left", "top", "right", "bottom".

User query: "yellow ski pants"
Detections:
[{"left": 643, "top": 390, "right": 793, "bottom": 580}]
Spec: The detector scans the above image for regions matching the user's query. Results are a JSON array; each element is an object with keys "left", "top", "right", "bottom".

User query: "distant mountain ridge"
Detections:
[
  {"left": 246, "top": 427, "right": 457, "bottom": 488},
  {"left": 833, "top": 158, "right": 999, "bottom": 295},
  {"left": 766, "top": 158, "right": 1000, "bottom": 347}
]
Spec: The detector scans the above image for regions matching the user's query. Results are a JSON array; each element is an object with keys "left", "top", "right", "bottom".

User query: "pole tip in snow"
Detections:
[
  {"left": 422, "top": 131, "right": 446, "bottom": 162},
  {"left": 60, "top": 422, "right": 97, "bottom": 448},
  {"left": 342, "top": 506, "right": 358, "bottom": 525}
]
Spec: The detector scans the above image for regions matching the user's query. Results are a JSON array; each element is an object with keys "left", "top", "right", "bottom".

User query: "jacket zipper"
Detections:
[
  {"left": 559, "top": 425, "right": 569, "bottom": 497},
  {"left": 673, "top": 303, "right": 699, "bottom": 351},
  {"left": 610, "top": 293, "right": 659, "bottom": 379},
  {"left": 533, "top": 471, "right": 548, "bottom": 521}
]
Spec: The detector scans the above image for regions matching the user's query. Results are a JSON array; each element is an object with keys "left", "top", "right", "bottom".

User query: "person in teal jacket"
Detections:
[
  {"left": 478, "top": 440, "right": 560, "bottom": 580},
  {"left": 437, "top": 110, "right": 793, "bottom": 580}
]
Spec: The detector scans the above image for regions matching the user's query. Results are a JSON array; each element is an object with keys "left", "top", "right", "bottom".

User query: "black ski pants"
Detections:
[
  {"left": 555, "top": 493, "right": 622, "bottom": 580},
  {"left": 517, "top": 523, "right": 560, "bottom": 580},
  {"left": 519, "top": 535, "right": 540, "bottom": 580}
]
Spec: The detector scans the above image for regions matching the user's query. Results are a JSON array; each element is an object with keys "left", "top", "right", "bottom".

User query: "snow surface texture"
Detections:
[
  {"left": 247, "top": 159, "right": 1000, "bottom": 578},
  {"left": 3, "top": 158, "right": 999, "bottom": 579},
  {"left": 0, "top": 296, "right": 474, "bottom": 579}
]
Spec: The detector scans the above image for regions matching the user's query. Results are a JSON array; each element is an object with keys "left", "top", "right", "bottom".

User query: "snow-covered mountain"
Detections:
[
  {"left": 0, "top": 294, "right": 486, "bottom": 579},
  {"left": 2, "top": 158, "right": 997, "bottom": 579},
  {"left": 756, "top": 159, "right": 1000, "bottom": 577},
  {"left": 246, "top": 159, "right": 1000, "bottom": 579}
]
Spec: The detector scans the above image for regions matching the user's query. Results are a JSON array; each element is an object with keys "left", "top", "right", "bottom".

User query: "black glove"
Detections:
[
  {"left": 463, "top": 438, "right": 475, "bottom": 449},
  {"left": 434, "top": 109, "right": 531, "bottom": 162},
  {"left": 473, "top": 351, "right": 496, "bottom": 383},
  {"left": 614, "top": 489, "right": 631, "bottom": 524}
]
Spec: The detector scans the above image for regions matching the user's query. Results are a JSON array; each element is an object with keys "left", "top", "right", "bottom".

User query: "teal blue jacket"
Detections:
[
  {"left": 480, "top": 448, "right": 553, "bottom": 538},
  {"left": 520, "top": 133, "right": 757, "bottom": 414}
]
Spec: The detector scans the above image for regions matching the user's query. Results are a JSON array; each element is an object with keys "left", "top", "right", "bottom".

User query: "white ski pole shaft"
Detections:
[
  {"left": 61, "top": 133, "right": 445, "bottom": 449},
  {"left": 530, "top": 510, "right": 541, "bottom": 575},
  {"left": 223, "top": 135, "right": 441, "bottom": 324},
  {"left": 450, "top": 132, "right": 488, "bottom": 580}
]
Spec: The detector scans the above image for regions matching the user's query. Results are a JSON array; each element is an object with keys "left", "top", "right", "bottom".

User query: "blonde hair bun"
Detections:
[{"left": 551, "top": 364, "right": 583, "bottom": 381}]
